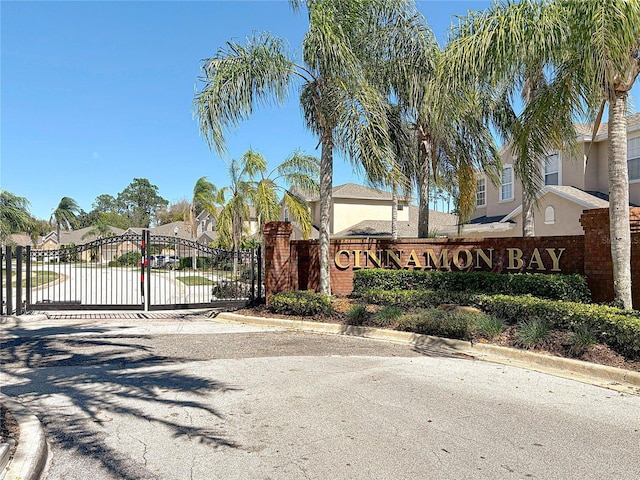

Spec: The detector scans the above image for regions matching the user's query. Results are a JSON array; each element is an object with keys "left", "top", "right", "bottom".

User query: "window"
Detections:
[
  {"left": 544, "top": 153, "right": 560, "bottom": 185},
  {"left": 500, "top": 166, "right": 513, "bottom": 201},
  {"left": 397, "top": 204, "right": 404, "bottom": 211},
  {"left": 476, "top": 178, "right": 486, "bottom": 207},
  {"left": 544, "top": 206, "right": 555, "bottom": 224},
  {"left": 628, "top": 137, "right": 640, "bottom": 181}
]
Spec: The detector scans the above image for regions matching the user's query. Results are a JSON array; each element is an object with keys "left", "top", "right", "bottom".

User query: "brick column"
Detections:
[
  {"left": 263, "top": 221, "right": 293, "bottom": 304},
  {"left": 581, "top": 207, "right": 640, "bottom": 305},
  {"left": 580, "top": 209, "right": 614, "bottom": 303}
]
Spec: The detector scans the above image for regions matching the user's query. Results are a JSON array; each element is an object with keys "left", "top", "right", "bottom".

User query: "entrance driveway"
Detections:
[{"left": 1, "top": 314, "right": 639, "bottom": 480}]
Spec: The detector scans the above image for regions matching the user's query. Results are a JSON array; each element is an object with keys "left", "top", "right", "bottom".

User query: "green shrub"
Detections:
[
  {"left": 269, "top": 291, "right": 332, "bottom": 316},
  {"left": 108, "top": 251, "right": 142, "bottom": 267},
  {"left": 515, "top": 318, "right": 551, "bottom": 349},
  {"left": 353, "top": 270, "right": 590, "bottom": 302},
  {"left": 361, "top": 288, "right": 482, "bottom": 309},
  {"left": 569, "top": 327, "right": 596, "bottom": 357},
  {"left": 360, "top": 289, "right": 640, "bottom": 359},
  {"left": 398, "top": 309, "right": 477, "bottom": 340},
  {"left": 473, "top": 315, "right": 504, "bottom": 340},
  {"left": 346, "top": 304, "right": 368, "bottom": 326},
  {"left": 372, "top": 305, "right": 403, "bottom": 327}
]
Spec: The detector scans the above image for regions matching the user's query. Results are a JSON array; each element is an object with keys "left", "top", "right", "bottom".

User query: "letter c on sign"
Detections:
[{"left": 335, "top": 250, "right": 350, "bottom": 269}]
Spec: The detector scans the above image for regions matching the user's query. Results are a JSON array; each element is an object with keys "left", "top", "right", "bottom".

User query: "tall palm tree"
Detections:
[
  {"left": 50, "top": 196, "right": 80, "bottom": 247},
  {"left": 188, "top": 176, "right": 218, "bottom": 269},
  {"left": 194, "top": 0, "right": 424, "bottom": 295},
  {"left": 213, "top": 149, "right": 319, "bottom": 276},
  {"left": 250, "top": 149, "right": 319, "bottom": 241},
  {"left": 81, "top": 220, "right": 114, "bottom": 263},
  {"left": 215, "top": 158, "right": 255, "bottom": 277},
  {"left": 0, "top": 190, "right": 34, "bottom": 242},
  {"left": 449, "top": 0, "right": 640, "bottom": 308},
  {"left": 413, "top": 68, "right": 503, "bottom": 235},
  {"left": 448, "top": 1, "right": 578, "bottom": 238}
]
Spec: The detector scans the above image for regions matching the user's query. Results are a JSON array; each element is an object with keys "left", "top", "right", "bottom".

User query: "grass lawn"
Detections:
[{"left": 176, "top": 276, "right": 214, "bottom": 286}]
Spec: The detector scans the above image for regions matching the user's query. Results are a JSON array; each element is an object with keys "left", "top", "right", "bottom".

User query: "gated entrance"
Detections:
[{"left": 2, "top": 230, "right": 261, "bottom": 314}]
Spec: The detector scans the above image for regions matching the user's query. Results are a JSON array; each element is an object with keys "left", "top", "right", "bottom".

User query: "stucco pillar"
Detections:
[{"left": 263, "top": 221, "right": 293, "bottom": 304}]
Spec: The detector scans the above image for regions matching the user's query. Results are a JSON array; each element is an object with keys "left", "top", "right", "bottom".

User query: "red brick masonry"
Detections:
[{"left": 263, "top": 207, "right": 640, "bottom": 303}]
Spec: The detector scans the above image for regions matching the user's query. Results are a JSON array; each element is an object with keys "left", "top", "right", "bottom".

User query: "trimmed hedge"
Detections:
[
  {"left": 269, "top": 290, "right": 333, "bottom": 316},
  {"left": 398, "top": 308, "right": 485, "bottom": 340},
  {"left": 352, "top": 269, "right": 590, "bottom": 302},
  {"left": 360, "top": 288, "right": 640, "bottom": 359}
]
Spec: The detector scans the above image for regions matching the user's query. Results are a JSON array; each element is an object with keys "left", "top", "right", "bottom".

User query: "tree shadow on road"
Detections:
[
  {"left": 0, "top": 321, "right": 241, "bottom": 479},
  {"left": 338, "top": 324, "right": 473, "bottom": 360}
]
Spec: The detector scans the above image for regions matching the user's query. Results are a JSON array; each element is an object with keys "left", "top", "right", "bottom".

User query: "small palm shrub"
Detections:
[
  {"left": 515, "top": 318, "right": 550, "bottom": 349},
  {"left": 474, "top": 316, "right": 504, "bottom": 340},
  {"left": 568, "top": 327, "right": 596, "bottom": 357},
  {"left": 346, "top": 304, "right": 368, "bottom": 326},
  {"left": 372, "top": 305, "right": 403, "bottom": 327}
]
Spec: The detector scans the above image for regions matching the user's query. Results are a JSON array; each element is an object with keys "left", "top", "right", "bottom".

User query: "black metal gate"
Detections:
[{"left": 1, "top": 230, "right": 261, "bottom": 314}]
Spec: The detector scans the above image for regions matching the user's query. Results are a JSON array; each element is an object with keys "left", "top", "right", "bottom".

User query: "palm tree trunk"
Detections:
[
  {"left": 522, "top": 192, "right": 535, "bottom": 237},
  {"left": 608, "top": 93, "right": 632, "bottom": 309},
  {"left": 417, "top": 147, "right": 430, "bottom": 238},
  {"left": 391, "top": 185, "right": 398, "bottom": 241},
  {"left": 319, "top": 134, "right": 333, "bottom": 296},
  {"left": 232, "top": 213, "right": 241, "bottom": 279}
]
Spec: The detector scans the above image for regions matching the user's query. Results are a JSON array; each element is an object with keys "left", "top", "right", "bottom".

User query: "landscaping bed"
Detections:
[
  {"left": 239, "top": 271, "right": 640, "bottom": 373},
  {"left": 239, "top": 296, "right": 640, "bottom": 372}
]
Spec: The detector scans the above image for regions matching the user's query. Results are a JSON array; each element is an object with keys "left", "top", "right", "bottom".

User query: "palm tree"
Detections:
[
  {"left": 448, "top": 1, "right": 578, "bottom": 238},
  {"left": 194, "top": 0, "right": 424, "bottom": 295},
  {"left": 50, "top": 196, "right": 80, "bottom": 247},
  {"left": 82, "top": 220, "right": 114, "bottom": 263},
  {"left": 403, "top": 55, "right": 502, "bottom": 235},
  {"left": 449, "top": 0, "right": 640, "bottom": 308},
  {"left": 250, "top": 149, "right": 319, "bottom": 240},
  {"left": 188, "top": 176, "right": 218, "bottom": 270},
  {"left": 0, "top": 190, "right": 34, "bottom": 242},
  {"left": 215, "top": 158, "right": 254, "bottom": 277},
  {"left": 214, "top": 149, "right": 319, "bottom": 276}
]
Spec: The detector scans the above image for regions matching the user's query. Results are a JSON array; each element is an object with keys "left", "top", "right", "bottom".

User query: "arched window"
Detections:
[{"left": 544, "top": 206, "right": 555, "bottom": 224}]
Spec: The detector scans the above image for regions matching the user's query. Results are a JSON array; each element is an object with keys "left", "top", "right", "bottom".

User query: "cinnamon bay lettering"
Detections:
[{"left": 334, "top": 248, "right": 565, "bottom": 272}]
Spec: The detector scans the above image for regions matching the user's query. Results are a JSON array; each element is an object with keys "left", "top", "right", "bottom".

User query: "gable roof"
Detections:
[
  {"left": 333, "top": 206, "right": 457, "bottom": 238},
  {"left": 56, "top": 225, "right": 126, "bottom": 245},
  {"left": 501, "top": 185, "right": 611, "bottom": 223},
  {"left": 575, "top": 112, "right": 640, "bottom": 139},
  {"left": 301, "top": 183, "right": 412, "bottom": 203},
  {"left": 5, "top": 233, "right": 34, "bottom": 246}
]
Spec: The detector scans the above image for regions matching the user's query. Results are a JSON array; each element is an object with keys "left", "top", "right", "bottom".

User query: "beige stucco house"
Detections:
[
  {"left": 445, "top": 112, "right": 640, "bottom": 237},
  {"left": 287, "top": 182, "right": 457, "bottom": 240}
]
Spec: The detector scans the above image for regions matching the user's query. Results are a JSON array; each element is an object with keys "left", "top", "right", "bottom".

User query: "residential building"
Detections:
[
  {"left": 288, "top": 182, "right": 457, "bottom": 239},
  {"left": 448, "top": 112, "right": 640, "bottom": 237}
]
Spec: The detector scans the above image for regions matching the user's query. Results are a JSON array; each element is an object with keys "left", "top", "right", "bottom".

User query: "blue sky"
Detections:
[{"left": 2, "top": 1, "right": 639, "bottom": 221}]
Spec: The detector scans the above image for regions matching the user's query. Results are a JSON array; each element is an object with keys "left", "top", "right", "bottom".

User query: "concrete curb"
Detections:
[
  {"left": 216, "top": 312, "right": 640, "bottom": 395},
  {"left": 0, "top": 394, "right": 49, "bottom": 480}
]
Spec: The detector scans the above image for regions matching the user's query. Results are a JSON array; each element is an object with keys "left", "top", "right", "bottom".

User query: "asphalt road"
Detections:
[{"left": 1, "top": 315, "right": 639, "bottom": 480}]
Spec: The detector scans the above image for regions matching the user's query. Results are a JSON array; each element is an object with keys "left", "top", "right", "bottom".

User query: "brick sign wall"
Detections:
[
  {"left": 289, "top": 236, "right": 585, "bottom": 295},
  {"left": 263, "top": 208, "right": 639, "bottom": 303}
]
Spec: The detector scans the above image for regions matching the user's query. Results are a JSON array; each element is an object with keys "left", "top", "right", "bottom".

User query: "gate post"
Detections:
[
  {"left": 263, "top": 222, "right": 292, "bottom": 304},
  {"left": 143, "top": 229, "right": 151, "bottom": 311},
  {"left": 15, "top": 246, "right": 23, "bottom": 314},
  {"left": 26, "top": 246, "right": 32, "bottom": 311},
  {"left": 257, "top": 245, "right": 262, "bottom": 303},
  {"left": 5, "top": 245, "right": 12, "bottom": 315}
]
